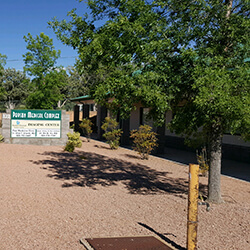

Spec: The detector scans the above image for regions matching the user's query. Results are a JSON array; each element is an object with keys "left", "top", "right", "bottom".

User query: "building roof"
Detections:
[
  {"left": 70, "top": 95, "right": 93, "bottom": 102},
  {"left": 70, "top": 95, "right": 95, "bottom": 104}
]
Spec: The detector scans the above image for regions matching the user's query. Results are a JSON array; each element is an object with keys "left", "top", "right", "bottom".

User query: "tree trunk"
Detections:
[
  {"left": 207, "top": 122, "right": 223, "bottom": 203},
  {"left": 57, "top": 99, "right": 67, "bottom": 108},
  {"left": 6, "top": 99, "right": 15, "bottom": 110}
]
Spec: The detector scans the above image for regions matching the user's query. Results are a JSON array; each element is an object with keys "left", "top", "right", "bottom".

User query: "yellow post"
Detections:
[{"left": 187, "top": 164, "right": 199, "bottom": 250}]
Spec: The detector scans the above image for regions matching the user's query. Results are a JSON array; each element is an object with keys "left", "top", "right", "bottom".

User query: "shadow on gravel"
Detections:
[
  {"left": 138, "top": 222, "right": 186, "bottom": 250},
  {"left": 31, "top": 151, "right": 207, "bottom": 197}
]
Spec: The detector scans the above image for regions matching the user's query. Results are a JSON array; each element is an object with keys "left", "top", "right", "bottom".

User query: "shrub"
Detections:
[
  {"left": 0, "top": 134, "right": 4, "bottom": 143},
  {"left": 101, "top": 117, "right": 123, "bottom": 149},
  {"left": 130, "top": 125, "right": 158, "bottom": 159},
  {"left": 79, "top": 118, "right": 93, "bottom": 142},
  {"left": 196, "top": 147, "right": 209, "bottom": 176},
  {"left": 64, "top": 132, "right": 82, "bottom": 152},
  {"left": 64, "top": 141, "right": 75, "bottom": 152}
]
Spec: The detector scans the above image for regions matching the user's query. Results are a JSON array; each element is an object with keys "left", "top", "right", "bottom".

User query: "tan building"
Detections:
[{"left": 70, "top": 95, "right": 250, "bottom": 163}]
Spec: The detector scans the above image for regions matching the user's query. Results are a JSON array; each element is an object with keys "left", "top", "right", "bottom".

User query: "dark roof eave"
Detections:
[
  {"left": 70, "top": 92, "right": 111, "bottom": 103},
  {"left": 70, "top": 95, "right": 94, "bottom": 102}
]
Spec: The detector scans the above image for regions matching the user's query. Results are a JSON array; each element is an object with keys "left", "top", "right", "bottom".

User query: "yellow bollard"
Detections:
[{"left": 187, "top": 164, "right": 199, "bottom": 250}]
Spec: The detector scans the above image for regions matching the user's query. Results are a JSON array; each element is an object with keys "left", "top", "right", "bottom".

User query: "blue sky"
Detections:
[{"left": 1, "top": 0, "right": 90, "bottom": 71}]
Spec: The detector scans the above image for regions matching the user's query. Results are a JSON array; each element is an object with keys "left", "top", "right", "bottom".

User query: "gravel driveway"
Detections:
[{"left": 0, "top": 139, "right": 249, "bottom": 249}]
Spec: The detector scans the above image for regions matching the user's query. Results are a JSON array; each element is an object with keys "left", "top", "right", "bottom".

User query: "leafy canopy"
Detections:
[
  {"left": 50, "top": 0, "right": 250, "bottom": 202},
  {"left": 23, "top": 33, "right": 69, "bottom": 109},
  {"left": 0, "top": 68, "right": 30, "bottom": 109},
  {"left": 0, "top": 53, "right": 7, "bottom": 72},
  {"left": 0, "top": 53, "right": 7, "bottom": 99},
  {"left": 49, "top": 0, "right": 249, "bottom": 135},
  {"left": 25, "top": 69, "right": 68, "bottom": 110},
  {"left": 23, "top": 32, "right": 61, "bottom": 78}
]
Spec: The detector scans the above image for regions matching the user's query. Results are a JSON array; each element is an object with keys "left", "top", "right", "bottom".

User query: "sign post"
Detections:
[{"left": 187, "top": 164, "right": 199, "bottom": 250}]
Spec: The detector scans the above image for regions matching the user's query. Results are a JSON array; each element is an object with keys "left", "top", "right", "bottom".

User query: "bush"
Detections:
[
  {"left": 64, "top": 132, "right": 82, "bottom": 152},
  {"left": 0, "top": 134, "right": 4, "bottom": 143},
  {"left": 130, "top": 125, "right": 158, "bottom": 159},
  {"left": 196, "top": 147, "right": 209, "bottom": 176},
  {"left": 79, "top": 118, "right": 93, "bottom": 142},
  {"left": 101, "top": 117, "right": 123, "bottom": 149},
  {"left": 64, "top": 141, "right": 75, "bottom": 152}
]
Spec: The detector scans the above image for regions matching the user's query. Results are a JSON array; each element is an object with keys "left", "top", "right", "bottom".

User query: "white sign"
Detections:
[{"left": 11, "top": 110, "right": 61, "bottom": 138}]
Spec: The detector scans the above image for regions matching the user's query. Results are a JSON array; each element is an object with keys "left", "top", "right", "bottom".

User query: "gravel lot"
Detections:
[{"left": 0, "top": 139, "right": 249, "bottom": 249}]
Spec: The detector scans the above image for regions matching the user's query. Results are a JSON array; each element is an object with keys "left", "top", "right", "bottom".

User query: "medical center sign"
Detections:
[{"left": 11, "top": 110, "right": 61, "bottom": 138}]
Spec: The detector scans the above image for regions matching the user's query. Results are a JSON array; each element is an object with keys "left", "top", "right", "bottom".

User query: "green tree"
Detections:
[
  {"left": 0, "top": 53, "right": 7, "bottom": 73},
  {"left": 0, "top": 53, "right": 7, "bottom": 101},
  {"left": 66, "top": 67, "right": 87, "bottom": 97},
  {"left": 161, "top": 0, "right": 249, "bottom": 203},
  {"left": 23, "top": 33, "right": 67, "bottom": 109},
  {"left": 54, "top": 66, "right": 92, "bottom": 110},
  {"left": 49, "top": 0, "right": 250, "bottom": 203},
  {"left": 25, "top": 69, "right": 67, "bottom": 109},
  {"left": 0, "top": 68, "right": 30, "bottom": 109},
  {"left": 23, "top": 32, "right": 61, "bottom": 78}
]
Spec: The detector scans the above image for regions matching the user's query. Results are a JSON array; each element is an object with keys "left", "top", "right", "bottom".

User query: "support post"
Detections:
[
  {"left": 74, "top": 105, "right": 80, "bottom": 132},
  {"left": 156, "top": 120, "right": 166, "bottom": 154},
  {"left": 83, "top": 104, "right": 90, "bottom": 119},
  {"left": 187, "top": 164, "right": 199, "bottom": 250},
  {"left": 97, "top": 105, "right": 107, "bottom": 140},
  {"left": 120, "top": 117, "right": 130, "bottom": 146}
]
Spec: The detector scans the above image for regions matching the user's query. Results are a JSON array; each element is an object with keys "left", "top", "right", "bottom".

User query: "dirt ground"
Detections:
[{"left": 0, "top": 139, "right": 249, "bottom": 249}]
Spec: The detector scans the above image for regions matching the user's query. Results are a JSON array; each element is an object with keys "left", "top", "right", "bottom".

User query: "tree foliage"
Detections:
[
  {"left": 49, "top": 1, "right": 169, "bottom": 121},
  {"left": 66, "top": 66, "right": 90, "bottom": 98},
  {"left": 23, "top": 32, "right": 61, "bottom": 78},
  {"left": 50, "top": 0, "right": 250, "bottom": 203},
  {"left": 25, "top": 69, "right": 68, "bottom": 109},
  {"left": 0, "top": 68, "right": 30, "bottom": 109},
  {"left": 23, "top": 33, "right": 68, "bottom": 109},
  {"left": 0, "top": 53, "right": 7, "bottom": 100},
  {"left": 0, "top": 53, "right": 7, "bottom": 73}
]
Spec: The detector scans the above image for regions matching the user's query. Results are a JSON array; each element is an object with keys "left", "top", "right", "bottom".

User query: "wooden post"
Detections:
[{"left": 187, "top": 164, "right": 199, "bottom": 250}]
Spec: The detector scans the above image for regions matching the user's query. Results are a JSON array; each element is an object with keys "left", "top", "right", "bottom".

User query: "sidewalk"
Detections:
[{"left": 160, "top": 147, "right": 250, "bottom": 182}]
